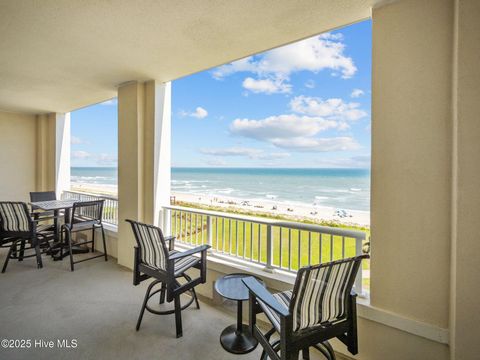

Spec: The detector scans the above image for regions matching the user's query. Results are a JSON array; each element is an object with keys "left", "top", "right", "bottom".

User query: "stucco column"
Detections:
[
  {"left": 117, "top": 80, "right": 171, "bottom": 269},
  {"left": 35, "top": 112, "right": 70, "bottom": 196}
]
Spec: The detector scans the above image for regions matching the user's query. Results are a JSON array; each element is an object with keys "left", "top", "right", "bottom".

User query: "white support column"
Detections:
[
  {"left": 55, "top": 113, "right": 71, "bottom": 199},
  {"left": 152, "top": 82, "right": 171, "bottom": 229}
]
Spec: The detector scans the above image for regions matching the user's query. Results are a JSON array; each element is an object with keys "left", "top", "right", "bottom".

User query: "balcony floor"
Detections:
[{"left": 0, "top": 250, "right": 333, "bottom": 360}]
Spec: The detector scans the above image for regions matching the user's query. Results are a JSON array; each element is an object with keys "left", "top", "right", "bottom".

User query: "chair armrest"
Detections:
[
  {"left": 169, "top": 245, "right": 210, "bottom": 260},
  {"left": 164, "top": 235, "right": 175, "bottom": 242},
  {"left": 242, "top": 277, "right": 290, "bottom": 317}
]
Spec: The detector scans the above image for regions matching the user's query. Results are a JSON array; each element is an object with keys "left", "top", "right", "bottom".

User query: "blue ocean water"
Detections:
[{"left": 71, "top": 167, "right": 370, "bottom": 212}]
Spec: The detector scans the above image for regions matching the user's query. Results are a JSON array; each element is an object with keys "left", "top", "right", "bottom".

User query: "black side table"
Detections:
[{"left": 215, "top": 273, "right": 265, "bottom": 354}]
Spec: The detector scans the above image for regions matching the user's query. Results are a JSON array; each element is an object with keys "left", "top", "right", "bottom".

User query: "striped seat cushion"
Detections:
[
  {"left": 258, "top": 290, "right": 292, "bottom": 332},
  {"left": 131, "top": 221, "right": 168, "bottom": 270}
]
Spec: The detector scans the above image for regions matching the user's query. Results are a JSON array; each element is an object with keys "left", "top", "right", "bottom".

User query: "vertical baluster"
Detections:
[
  {"left": 342, "top": 236, "right": 345, "bottom": 259},
  {"left": 195, "top": 214, "right": 198, "bottom": 245},
  {"left": 235, "top": 220, "right": 239, "bottom": 257},
  {"left": 250, "top": 221, "right": 254, "bottom": 260},
  {"left": 243, "top": 221, "right": 246, "bottom": 258},
  {"left": 229, "top": 219, "right": 232, "bottom": 254},
  {"left": 257, "top": 224, "right": 261, "bottom": 263},
  {"left": 222, "top": 218, "right": 225, "bottom": 252},
  {"left": 189, "top": 213, "right": 193, "bottom": 244},
  {"left": 319, "top": 233, "right": 323, "bottom": 264},
  {"left": 330, "top": 234, "right": 334, "bottom": 261},
  {"left": 297, "top": 230, "right": 301, "bottom": 269},
  {"left": 207, "top": 215, "right": 213, "bottom": 248},
  {"left": 288, "top": 228, "right": 292, "bottom": 270},
  {"left": 215, "top": 216, "right": 219, "bottom": 249},
  {"left": 279, "top": 227, "right": 283, "bottom": 268},
  {"left": 265, "top": 224, "right": 273, "bottom": 269},
  {"left": 308, "top": 231, "right": 312, "bottom": 266},
  {"left": 179, "top": 211, "right": 183, "bottom": 242}
]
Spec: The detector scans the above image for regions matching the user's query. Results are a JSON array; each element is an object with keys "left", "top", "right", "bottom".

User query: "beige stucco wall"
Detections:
[
  {"left": 450, "top": 0, "right": 480, "bottom": 358},
  {"left": 0, "top": 111, "right": 37, "bottom": 201}
]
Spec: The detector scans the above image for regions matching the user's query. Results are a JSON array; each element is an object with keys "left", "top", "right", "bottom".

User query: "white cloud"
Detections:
[
  {"left": 181, "top": 106, "right": 208, "bottom": 119},
  {"left": 100, "top": 98, "right": 117, "bottom": 106},
  {"left": 290, "top": 96, "right": 367, "bottom": 121},
  {"left": 72, "top": 150, "right": 90, "bottom": 159},
  {"left": 206, "top": 159, "right": 228, "bottom": 167},
  {"left": 350, "top": 88, "right": 365, "bottom": 98},
  {"left": 213, "top": 33, "right": 356, "bottom": 81},
  {"left": 71, "top": 136, "right": 83, "bottom": 144},
  {"left": 200, "top": 147, "right": 290, "bottom": 160},
  {"left": 72, "top": 151, "right": 117, "bottom": 165},
  {"left": 230, "top": 114, "right": 337, "bottom": 141},
  {"left": 271, "top": 137, "right": 360, "bottom": 152},
  {"left": 191, "top": 107, "right": 208, "bottom": 118},
  {"left": 242, "top": 77, "right": 291, "bottom": 94},
  {"left": 304, "top": 80, "right": 316, "bottom": 89}
]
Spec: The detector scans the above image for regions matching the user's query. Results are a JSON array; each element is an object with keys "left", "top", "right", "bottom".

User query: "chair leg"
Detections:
[
  {"left": 91, "top": 227, "right": 95, "bottom": 253},
  {"left": 136, "top": 280, "right": 158, "bottom": 331},
  {"left": 2, "top": 241, "right": 16, "bottom": 273},
  {"left": 313, "top": 342, "right": 336, "bottom": 360},
  {"left": 67, "top": 230, "right": 74, "bottom": 272},
  {"left": 18, "top": 239, "right": 25, "bottom": 261},
  {"left": 34, "top": 241, "right": 43, "bottom": 269},
  {"left": 101, "top": 225, "right": 108, "bottom": 261},
  {"left": 159, "top": 283, "right": 166, "bottom": 304},
  {"left": 174, "top": 295, "right": 183, "bottom": 338},
  {"left": 191, "top": 287, "right": 200, "bottom": 309},
  {"left": 302, "top": 347, "right": 310, "bottom": 360}
]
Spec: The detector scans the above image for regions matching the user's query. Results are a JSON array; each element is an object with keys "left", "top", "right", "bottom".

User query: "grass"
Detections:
[{"left": 170, "top": 201, "right": 370, "bottom": 289}]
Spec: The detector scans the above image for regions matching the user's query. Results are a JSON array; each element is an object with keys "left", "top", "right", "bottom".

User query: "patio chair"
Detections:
[
  {"left": 243, "top": 255, "right": 369, "bottom": 360},
  {"left": 30, "top": 191, "right": 61, "bottom": 245},
  {"left": 0, "top": 201, "right": 52, "bottom": 273},
  {"left": 126, "top": 219, "right": 210, "bottom": 338},
  {"left": 60, "top": 200, "right": 108, "bottom": 271}
]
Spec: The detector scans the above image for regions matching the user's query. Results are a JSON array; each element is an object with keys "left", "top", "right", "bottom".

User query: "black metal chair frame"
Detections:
[
  {"left": 127, "top": 219, "right": 210, "bottom": 338},
  {"left": 29, "top": 191, "right": 61, "bottom": 252},
  {"left": 60, "top": 200, "right": 108, "bottom": 271},
  {"left": 1, "top": 202, "right": 51, "bottom": 273},
  {"left": 243, "top": 255, "right": 369, "bottom": 360}
]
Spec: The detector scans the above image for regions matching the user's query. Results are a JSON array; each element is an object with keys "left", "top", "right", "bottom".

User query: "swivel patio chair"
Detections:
[
  {"left": 0, "top": 201, "right": 53, "bottom": 273},
  {"left": 60, "top": 200, "right": 108, "bottom": 271},
  {"left": 243, "top": 255, "right": 369, "bottom": 360},
  {"left": 30, "top": 191, "right": 61, "bottom": 246},
  {"left": 126, "top": 219, "right": 210, "bottom": 338}
]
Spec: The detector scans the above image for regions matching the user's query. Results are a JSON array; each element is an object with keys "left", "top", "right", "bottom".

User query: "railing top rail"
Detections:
[
  {"left": 63, "top": 190, "right": 118, "bottom": 201},
  {"left": 164, "top": 205, "right": 366, "bottom": 239}
]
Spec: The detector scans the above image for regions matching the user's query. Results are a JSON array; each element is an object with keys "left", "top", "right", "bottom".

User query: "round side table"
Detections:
[{"left": 215, "top": 273, "right": 265, "bottom": 354}]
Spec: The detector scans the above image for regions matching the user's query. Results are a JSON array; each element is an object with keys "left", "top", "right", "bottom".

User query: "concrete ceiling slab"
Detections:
[{"left": 0, "top": 0, "right": 377, "bottom": 114}]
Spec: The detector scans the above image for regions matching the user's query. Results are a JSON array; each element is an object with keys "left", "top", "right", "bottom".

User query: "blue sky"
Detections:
[{"left": 71, "top": 19, "right": 371, "bottom": 168}]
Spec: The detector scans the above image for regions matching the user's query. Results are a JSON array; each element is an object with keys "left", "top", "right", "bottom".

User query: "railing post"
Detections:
[
  {"left": 206, "top": 215, "right": 213, "bottom": 249},
  {"left": 162, "top": 208, "right": 171, "bottom": 236},
  {"left": 354, "top": 236, "right": 364, "bottom": 296},
  {"left": 264, "top": 224, "right": 274, "bottom": 273}
]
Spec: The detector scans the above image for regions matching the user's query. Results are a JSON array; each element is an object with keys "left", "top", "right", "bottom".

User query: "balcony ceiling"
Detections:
[{"left": 0, "top": 0, "right": 380, "bottom": 114}]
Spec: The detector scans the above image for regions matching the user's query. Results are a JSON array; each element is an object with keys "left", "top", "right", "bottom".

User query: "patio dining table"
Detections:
[{"left": 30, "top": 199, "right": 89, "bottom": 260}]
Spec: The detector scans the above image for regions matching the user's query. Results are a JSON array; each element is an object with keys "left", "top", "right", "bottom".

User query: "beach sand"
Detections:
[{"left": 69, "top": 183, "right": 370, "bottom": 227}]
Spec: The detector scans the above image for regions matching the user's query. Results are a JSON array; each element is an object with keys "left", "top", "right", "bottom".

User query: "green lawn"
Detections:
[{"left": 170, "top": 202, "right": 370, "bottom": 287}]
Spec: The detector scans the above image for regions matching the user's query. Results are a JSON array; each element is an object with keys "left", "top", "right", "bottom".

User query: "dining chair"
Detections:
[
  {"left": 30, "top": 191, "right": 61, "bottom": 242},
  {"left": 243, "top": 255, "right": 369, "bottom": 360},
  {"left": 126, "top": 219, "right": 210, "bottom": 338},
  {"left": 60, "top": 200, "right": 108, "bottom": 271},
  {"left": 0, "top": 201, "right": 53, "bottom": 272}
]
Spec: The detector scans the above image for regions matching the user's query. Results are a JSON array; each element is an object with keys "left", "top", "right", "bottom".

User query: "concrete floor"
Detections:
[{"left": 0, "top": 249, "right": 329, "bottom": 360}]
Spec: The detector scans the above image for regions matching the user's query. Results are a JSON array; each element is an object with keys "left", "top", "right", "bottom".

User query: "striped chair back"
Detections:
[
  {"left": 0, "top": 202, "right": 32, "bottom": 235},
  {"left": 290, "top": 255, "right": 366, "bottom": 332},
  {"left": 126, "top": 220, "right": 169, "bottom": 271}
]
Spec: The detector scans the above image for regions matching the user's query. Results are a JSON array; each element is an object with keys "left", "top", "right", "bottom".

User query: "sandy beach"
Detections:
[
  {"left": 70, "top": 183, "right": 370, "bottom": 227},
  {"left": 171, "top": 192, "right": 370, "bottom": 227}
]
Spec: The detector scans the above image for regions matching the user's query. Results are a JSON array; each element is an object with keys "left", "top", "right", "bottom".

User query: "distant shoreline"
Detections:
[{"left": 70, "top": 183, "right": 370, "bottom": 227}]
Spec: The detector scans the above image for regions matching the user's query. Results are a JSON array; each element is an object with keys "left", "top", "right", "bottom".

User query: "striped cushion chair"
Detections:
[
  {"left": 126, "top": 219, "right": 210, "bottom": 338},
  {"left": 243, "top": 255, "right": 369, "bottom": 360},
  {"left": 0, "top": 201, "right": 50, "bottom": 273}
]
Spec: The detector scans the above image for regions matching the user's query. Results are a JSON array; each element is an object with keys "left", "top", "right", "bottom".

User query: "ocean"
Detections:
[{"left": 71, "top": 167, "right": 370, "bottom": 212}]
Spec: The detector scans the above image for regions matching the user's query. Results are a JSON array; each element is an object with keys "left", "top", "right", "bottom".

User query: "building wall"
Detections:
[{"left": 0, "top": 111, "right": 38, "bottom": 201}]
